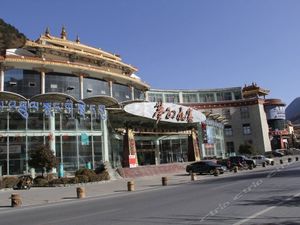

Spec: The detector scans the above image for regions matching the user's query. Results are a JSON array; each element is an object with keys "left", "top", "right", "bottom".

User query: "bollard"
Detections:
[
  {"left": 127, "top": 181, "right": 135, "bottom": 191},
  {"left": 262, "top": 162, "right": 266, "bottom": 167},
  {"left": 76, "top": 187, "right": 86, "bottom": 199},
  {"left": 271, "top": 161, "right": 274, "bottom": 166},
  {"left": 162, "top": 177, "right": 168, "bottom": 186},
  {"left": 296, "top": 157, "right": 299, "bottom": 161},
  {"left": 233, "top": 166, "right": 238, "bottom": 173},
  {"left": 280, "top": 159, "right": 283, "bottom": 164},
  {"left": 288, "top": 158, "right": 292, "bottom": 163},
  {"left": 11, "top": 193, "right": 22, "bottom": 207},
  {"left": 191, "top": 173, "right": 197, "bottom": 181}
]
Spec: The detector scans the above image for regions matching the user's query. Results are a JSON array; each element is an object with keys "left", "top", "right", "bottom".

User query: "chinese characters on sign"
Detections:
[
  {"left": 152, "top": 101, "right": 193, "bottom": 124},
  {"left": 0, "top": 100, "right": 106, "bottom": 120}
]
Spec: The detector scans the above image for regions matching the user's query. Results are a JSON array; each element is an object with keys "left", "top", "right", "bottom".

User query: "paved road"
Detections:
[{"left": 0, "top": 161, "right": 300, "bottom": 225}]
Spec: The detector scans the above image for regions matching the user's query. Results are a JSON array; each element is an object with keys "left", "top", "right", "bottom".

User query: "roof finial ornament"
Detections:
[
  {"left": 61, "top": 26, "right": 67, "bottom": 40},
  {"left": 45, "top": 27, "right": 50, "bottom": 37},
  {"left": 75, "top": 35, "right": 80, "bottom": 44}
]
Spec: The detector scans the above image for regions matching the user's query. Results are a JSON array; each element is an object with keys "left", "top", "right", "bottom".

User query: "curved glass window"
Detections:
[
  {"left": 28, "top": 112, "right": 44, "bottom": 130},
  {"left": 182, "top": 93, "right": 198, "bottom": 103},
  {"left": 9, "top": 112, "right": 26, "bottom": 130},
  {"left": 83, "top": 78, "right": 109, "bottom": 98},
  {"left": 45, "top": 72, "right": 80, "bottom": 99},
  {"left": 112, "top": 83, "right": 132, "bottom": 102},
  {"left": 0, "top": 112, "right": 7, "bottom": 130},
  {"left": 165, "top": 94, "right": 179, "bottom": 103},
  {"left": 148, "top": 93, "right": 163, "bottom": 102},
  {"left": 134, "top": 88, "right": 145, "bottom": 100},
  {"left": 199, "top": 93, "right": 215, "bottom": 103},
  {"left": 4, "top": 69, "right": 41, "bottom": 98}
]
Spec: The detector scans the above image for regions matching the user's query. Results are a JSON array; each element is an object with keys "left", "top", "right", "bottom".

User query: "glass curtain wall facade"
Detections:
[
  {"left": 4, "top": 69, "right": 41, "bottom": 98},
  {"left": 0, "top": 108, "right": 104, "bottom": 175},
  {"left": 202, "top": 121, "right": 225, "bottom": 158}
]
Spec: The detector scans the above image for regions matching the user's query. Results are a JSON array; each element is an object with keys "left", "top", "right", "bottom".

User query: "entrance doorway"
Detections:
[{"left": 136, "top": 140, "right": 156, "bottom": 165}]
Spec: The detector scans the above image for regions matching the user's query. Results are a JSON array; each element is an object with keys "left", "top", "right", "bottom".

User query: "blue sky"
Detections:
[{"left": 1, "top": 0, "right": 300, "bottom": 105}]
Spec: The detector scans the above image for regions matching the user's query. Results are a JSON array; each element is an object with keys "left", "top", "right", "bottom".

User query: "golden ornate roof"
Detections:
[{"left": 242, "top": 83, "right": 269, "bottom": 99}]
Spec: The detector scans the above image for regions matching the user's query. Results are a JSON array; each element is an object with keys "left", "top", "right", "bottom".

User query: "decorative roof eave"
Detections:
[
  {"left": 2, "top": 56, "right": 150, "bottom": 90},
  {"left": 25, "top": 40, "right": 138, "bottom": 73},
  {"left": 184, "top": 98, "right": 265, "bottom": 109},
  {"left": 120, "top": 99, "right": 147, "bottom": 107},
  {"left": 82, "top": 95, "right": 120, "bottom": 108},
  {"left": 0, "top": 91, "right": 28, "bottom": 101},
  {"left": 30, "top": 92, "right": 79, "bottom": 103},
  {"left": 35, "top": 35, "right": 120, "bottom": 60}
]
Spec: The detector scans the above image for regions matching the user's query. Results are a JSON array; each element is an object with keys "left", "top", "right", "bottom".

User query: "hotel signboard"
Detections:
[{"left": 124, "top": 101, "right": 206, "bottom": 124}]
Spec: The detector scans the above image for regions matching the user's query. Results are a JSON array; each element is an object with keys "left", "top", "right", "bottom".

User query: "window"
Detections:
[
  {"left": 222, "top": 109, "right": 231, "bottom": 119},
  {"left": 234, "top": 91, "right": 242, "bottom": 100},
  {"left": 165, "top": 94, "right": 179, "bottom": 103},
  {"left": 83, "top": 77, "right": 109, "bottom": 98},
  {"left": 224, "top": 92, "right": 232, "bottom": 101},
  {"left": 240, "top": 107, "right": 250, "bottom": 119},
  {"left": 182, "top": 93, "right": 197, "bottom": 103},
  {"left": 134, "top": 88, "right": 145, "bottom": 100},
  {"left": 4, "top": 69, "right": 41, "bottom": 98},
  {"left": 243, "top": 123, "right": 251, "bottom": 135},
  {"left": 224, "top": 125, "right": 233, "bottom": 136},
  {"left": 216, "top": 93, "right": 224, "bottom": 101},
  {"left": 226, "top": 142, "right": 235, "bottom": 153},
  {"left": 148, "top": 93, "right": 163, "bottom": 102},
  {"left": 112, "top": 83, "right": 132, "bottom": 102},
  {"left": 45, "top": 72, "right": 80, "bottom": 99},
  {"left": 199, "top": 93, "right": 215, "bottom": 102}
]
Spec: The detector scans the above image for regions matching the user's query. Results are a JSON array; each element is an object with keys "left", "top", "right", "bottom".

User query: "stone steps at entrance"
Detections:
[{"left": 117, "top": 163, "right": 189, "bottom": 178}]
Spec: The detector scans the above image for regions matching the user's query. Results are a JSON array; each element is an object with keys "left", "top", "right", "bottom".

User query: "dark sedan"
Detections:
[{"left": 186, "top": 160, "right": 225, "bottom": 175}]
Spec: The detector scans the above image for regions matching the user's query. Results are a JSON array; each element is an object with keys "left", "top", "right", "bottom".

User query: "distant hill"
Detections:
[
  {"left": 286, "top": 97, "right": 300, "bottom": 123},
  {"left": 0, "top": 18, "right": 26, "bottom": 56}
]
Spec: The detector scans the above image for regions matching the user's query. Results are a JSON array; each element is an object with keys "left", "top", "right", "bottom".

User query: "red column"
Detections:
[
  {"left": 187, "top": 129, "right": 201, "bottom": 161},
  {"left": 122, "top": 128, "right": 138, "bottom": 168}
]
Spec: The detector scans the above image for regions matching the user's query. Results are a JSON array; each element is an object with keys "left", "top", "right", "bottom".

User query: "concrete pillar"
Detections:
[
  {"left": 179, "top": 91, "right": 183, "bottom": 104},
  {"left": 101, "top": 114, "right": 109, "bottom": 162},
  {"left": 49, "top": 112, "right": 57, "bottom": 173},
  {"left": 41, "top": 71, "right": 45, "bottom": 94},
  {"left": 145, "top": 91, "right": 149, "bottom": 101},
  {"left": 0, "top": 68, "right": 4, "bottom": 92},
  {"left": 109, "top": 81, "right": 113, "bottom": 97},
  {"left": 80, "top": 75, "right": 84, "bottom": 100},
  {"left": 131, "top": 86, "right": 134, "bottom": 100},
  {"left": 155, "top": 139, "right": 160, "bottom": 165}
]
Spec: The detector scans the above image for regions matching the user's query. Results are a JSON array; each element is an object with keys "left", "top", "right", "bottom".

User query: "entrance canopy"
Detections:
[
  {"left": 31, "top": 92, "right": 79, "bottom": 103},
  {"left": 0, "top": 91, "right": 27, "bottom": 101},
  {"left": 83, "top": 95, "right": 120, "bottom": 108}
]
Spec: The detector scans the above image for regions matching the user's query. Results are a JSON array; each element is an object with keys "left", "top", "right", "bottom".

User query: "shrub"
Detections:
[
  {"left": 33, "top": 176, "right": 49, "bottom": 187},
  {"left": 49, "top": 177, "right": 76, "bottom": 186},
  {"left": 2, "top": 176, "right": 18, "bottom": 188},
  {"left": 97, "top": 171, "right": 110, "bottom": 181},
  {"left": 75, "top": 175, "right": 89, "bottom": 183},
  {"left": 75, "top": 168, "right": 97, "bottom": 182}
]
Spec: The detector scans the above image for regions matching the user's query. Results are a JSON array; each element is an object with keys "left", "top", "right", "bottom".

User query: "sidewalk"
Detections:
[{"left": 0, "top": 155, "right": 298, "bottom": 209}]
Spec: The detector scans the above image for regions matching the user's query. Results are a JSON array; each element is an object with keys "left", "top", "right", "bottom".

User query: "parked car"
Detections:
[
  {"left": 272, "top": 149, "right": 285, "bottom": 157},
  {"left": 252, "top": 155, "right": 274, "bottom": 165},
  {"left": 227, "top": 156, "right": 256, "bottom": 169},
  {"left": 186, "top": 160, "right": 225, "bottom": 175}
]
